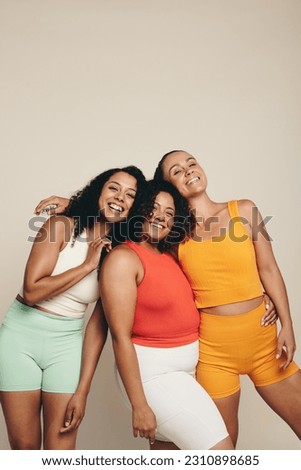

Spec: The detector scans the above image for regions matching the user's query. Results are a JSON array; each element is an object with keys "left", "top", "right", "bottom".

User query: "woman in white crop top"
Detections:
[{"left": 0, "top": 165, "right": 146, "bottom": 450}]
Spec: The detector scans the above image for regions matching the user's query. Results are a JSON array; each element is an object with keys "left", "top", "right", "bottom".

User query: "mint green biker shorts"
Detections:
[{"left": 0, "top": 300, "right": 84, "bottom": 393}]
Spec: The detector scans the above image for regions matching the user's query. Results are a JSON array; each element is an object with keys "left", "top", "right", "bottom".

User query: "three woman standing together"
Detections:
[{"left": 0, "top": 150, "right": 300, "bottom": 449}]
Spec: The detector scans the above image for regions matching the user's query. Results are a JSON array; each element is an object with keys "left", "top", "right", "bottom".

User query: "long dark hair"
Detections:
[
  {"left": 126, "top": 179, "right": 195, "bottom": 252},
  {"left": 62, "top": 166, "right": 146, "bottom": 242},
  {"left": 62, "top": 166, "right": 146, "bottom": 270}
]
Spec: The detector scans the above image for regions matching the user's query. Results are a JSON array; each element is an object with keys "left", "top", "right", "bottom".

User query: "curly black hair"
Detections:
[
  {"left": 62, "top": 166, "right": 146, "bottom": 243},
  {"left": 126, "top": 179, "right": 195, "bottom": 252}
]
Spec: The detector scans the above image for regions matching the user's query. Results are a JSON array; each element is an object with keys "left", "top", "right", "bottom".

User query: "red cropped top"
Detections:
[{"left": 124, "top": 241, "right": 200, "bottom": 348}]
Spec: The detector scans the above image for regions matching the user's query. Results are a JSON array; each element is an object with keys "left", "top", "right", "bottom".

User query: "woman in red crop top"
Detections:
[
  {"left": 100, "top": 180, "right": 233, "bottom": 450},
  {"left": 154, "top": 149, "right": 301, "bottom": 447}
]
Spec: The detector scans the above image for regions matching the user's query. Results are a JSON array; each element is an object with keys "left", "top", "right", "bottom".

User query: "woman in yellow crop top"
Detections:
[{"left": 153, "top": 150, "right": 301, "bottom": 447}]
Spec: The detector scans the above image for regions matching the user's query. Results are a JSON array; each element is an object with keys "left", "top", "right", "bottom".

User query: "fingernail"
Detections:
[
  {"left": 276, "top": 354, "right": 280, "bottom": 359},
  {"left": 265, "top": 304, "right": 270, "bottom": 310},
  {"left": 65, "top": 421, "right": 70, "bottom": 427}
]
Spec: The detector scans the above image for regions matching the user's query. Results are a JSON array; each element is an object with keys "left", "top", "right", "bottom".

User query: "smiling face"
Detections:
[
  {"left": 98, "top": 171, "right": 137, "bottom": 222},
  {"left": 142, "top": 191, "right": 175, "bottom": 243},
  {"left": 161, "top": 151, "right": 207, "bottom": 199}
]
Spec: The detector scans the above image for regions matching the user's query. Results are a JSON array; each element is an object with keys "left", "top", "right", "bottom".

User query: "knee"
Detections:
[{"left": 9, "top": 435, "right": 40, "bottom": 450}]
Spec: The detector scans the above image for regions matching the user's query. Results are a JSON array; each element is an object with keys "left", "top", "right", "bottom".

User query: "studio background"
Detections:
[{"left": 0, "top": 0, "right": 300, "bottom": 450}]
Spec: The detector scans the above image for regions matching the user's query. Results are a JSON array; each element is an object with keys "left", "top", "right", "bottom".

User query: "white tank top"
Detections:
[{"left": 19, "top": 230, "right": 99, "bottom": 318}]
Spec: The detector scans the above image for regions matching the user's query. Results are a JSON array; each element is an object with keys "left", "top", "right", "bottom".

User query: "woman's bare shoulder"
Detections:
[
  {"left": 237, "top": 199, "right": 259, "bottom": 221},
  {"left": 102, "top": 244, "right": 141, "bottom": 269},
  {"left": 34, "top": 215, "right": 74, "bottom": 246}
]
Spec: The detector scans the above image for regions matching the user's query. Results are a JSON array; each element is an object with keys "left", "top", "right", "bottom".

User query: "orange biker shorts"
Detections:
[{"left": 196, "top": 301, "right": 299, "bottom": 399}]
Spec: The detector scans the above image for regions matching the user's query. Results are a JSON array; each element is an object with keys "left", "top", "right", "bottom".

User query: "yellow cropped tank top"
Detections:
[{"left": 178, "top": 200, "right": 263, "bottom": 308}]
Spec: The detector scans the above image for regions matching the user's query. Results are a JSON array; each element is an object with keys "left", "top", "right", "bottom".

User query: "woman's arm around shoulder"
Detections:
[{"left": 34, "top": 195, "right": 70, "bottom": 215}]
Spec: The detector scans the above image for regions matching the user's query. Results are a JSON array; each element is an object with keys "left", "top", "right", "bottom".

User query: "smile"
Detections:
[
  {"left": 108, "top": 203, "right": 123, "bottom": 213},
  {"left": 151, "top": 223, "right": 165, "bottom": 230},
  {"left": 186, "top": 176, "right": 200, "bottom": 185}
]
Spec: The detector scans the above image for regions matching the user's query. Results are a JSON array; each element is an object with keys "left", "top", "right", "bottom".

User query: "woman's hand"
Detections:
[
  {"left": 132, "top": 404, "right": 157, "bottom": 445},
  {"left": 261, "top": 293, "right": 278, "bottom": 326},
  {"left": 83, "top": 237, "right": 112, "bottom": 271},
  {"left": 276, "top": 323, "right": 296, "bottom": 370},
  {"left": 34, "top": 195, "right": 70, "bottom": 215},
  {"left": 60, "top": 392, "right": 88, "bottom": 434}
]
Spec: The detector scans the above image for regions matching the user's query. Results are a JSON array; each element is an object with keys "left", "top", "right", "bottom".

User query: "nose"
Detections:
[
  {"left": 155, "top": 212, "right": 165, "bottom": 222},
  {"left": 185, "top": 166, "right": 194, "bottom": 176},
  {"left": 114, "top": 191, "right": 124, "bottom": 202}
]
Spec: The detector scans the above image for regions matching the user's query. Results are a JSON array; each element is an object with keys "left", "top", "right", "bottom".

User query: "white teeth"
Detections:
[
  {"left": 108, "top": 203, "right": 123, "bottom": 212},
  {"left": 151, "top": 223, "right": 164, "bottom": 229},
  {"left": 187, "top": 176, "right": 200, "bottom": 185}
]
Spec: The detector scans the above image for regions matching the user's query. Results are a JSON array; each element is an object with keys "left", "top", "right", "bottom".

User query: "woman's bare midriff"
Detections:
[
  {"left": 199, "top": 295, "right": 264, "bottom": 316},
  {"left": 16, "top": 294, "right": 65, "bottom": 317}
]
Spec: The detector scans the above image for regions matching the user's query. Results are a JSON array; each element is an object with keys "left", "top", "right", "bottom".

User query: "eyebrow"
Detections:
[
  {"left": 108, "top": 181, "right": 137, "bottom": 192},
  {"left": 168, "top": 157, "right": 197, "bottom": 174},
  {"left": 154, "top": 202, "right": 175, "bottom": 212}
]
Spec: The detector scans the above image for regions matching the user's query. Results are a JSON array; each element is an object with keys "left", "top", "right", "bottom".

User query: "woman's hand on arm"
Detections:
[
  {"left": 261, "top": 293, "right": 278, "bottom": 326},
  {"left": 276, "top": 323, "right": 296, "bottom": 370},
  {"left": 100, "top": 247, "right": 157, "bottom": 445},
  {"left": 60, "top": 300, "right": 109, "bottom": 434},
  {"left": 23, "top": 217, "right": 109, "bottom": 305},
  {"left": 34, "top": 196, "right": 70, "bottom": 215}
]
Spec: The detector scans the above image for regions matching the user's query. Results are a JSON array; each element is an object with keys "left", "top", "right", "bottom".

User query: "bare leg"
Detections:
[
  {"left": 213, "top": 390, "right": 240, "bottom": 448},
  {"left": 210, "top": 435, "right": 234, "bottom": 450},
  {"left": 0, "top": 390, "right": 42, "bottom": 449},
  {"left": 256, "top": 370, "right": 301, "bottom": 439},
  {"left": 150, "top": 437, "right": 233, "bottom": 450},
  {"left": 42, "top": 392, "right": 78, "bottom": 450},
  {"left": 150, "top": 440, "right": 179, "bottom": 450}
]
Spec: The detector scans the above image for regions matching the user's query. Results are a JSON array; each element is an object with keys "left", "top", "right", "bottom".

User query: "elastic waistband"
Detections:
[
  {"left": 14, "top": 299, "right": 75, "bottom": 320},
  {"left": 3, "top": 299, "right": 84, "bottom": 333},
  {"left": 133, "top": 341, "right": 199, "bottom": 380},
  {"left": 200, "top": 301, "right": 266, "bottom": 341},
  {"left": 133, "top": 340, "right": 198, "bottom": 356}
]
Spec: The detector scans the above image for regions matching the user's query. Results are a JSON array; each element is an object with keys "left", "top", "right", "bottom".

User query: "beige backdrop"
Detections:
[{"left": 0, "top": 0, "right": 300, "bottom": 450}]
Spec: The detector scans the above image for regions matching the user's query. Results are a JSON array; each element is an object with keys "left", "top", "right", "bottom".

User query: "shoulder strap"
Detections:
[
  {"left": 227, "top": 200, "right": 240, "bottom": 219},
  {"left": 228, "top": 200, "right": 250, "bottom": 237}
]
